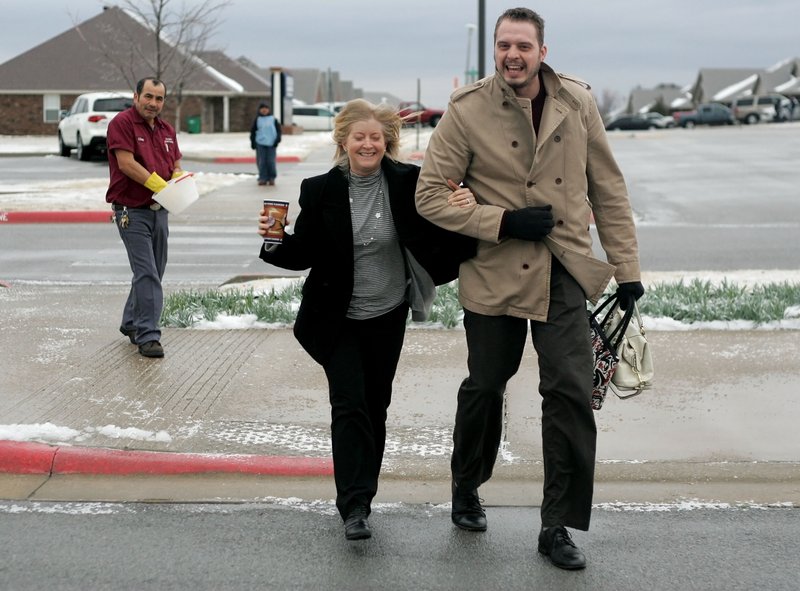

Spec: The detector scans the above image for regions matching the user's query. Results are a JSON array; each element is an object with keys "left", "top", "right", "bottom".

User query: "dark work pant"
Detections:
[
  {"left": 115, "top": 207, "right": 168, "bottom": 345},
  {"left": 256, "top": 144, "right": 277, "bottom": 182},
  {"left": 322, "top": 303, "right": 408, "bottom": 519},
  {"left": 451, "top": 261, "right": 597, "bottom": 531}
]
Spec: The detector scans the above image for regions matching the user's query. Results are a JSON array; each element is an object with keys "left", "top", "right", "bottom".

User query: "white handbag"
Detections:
[{"left": 609, "top": 302, "right": 654, "bottom": 398}]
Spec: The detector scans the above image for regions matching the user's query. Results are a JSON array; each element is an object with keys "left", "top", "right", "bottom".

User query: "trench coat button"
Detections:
[
  {"left": 502, "top": 101, "right": 509, "bottom": 107},
  {"left": 555, "top": 178, "right": 562, "bottom": 185},
  {"left": 557, "top": 220, "right": 564, "bottom": 226},
  {"left": 554, "top": 135, "right": 561, "bottom": 142},
  {"left": 526, "top": 181, "right": 535, "bottom": 187},
  {"left": 511, "top": 140, "right": 519, "bottom": 148},
  {"left": 522, "top": 263, "right": 530, "bottom": 270}
]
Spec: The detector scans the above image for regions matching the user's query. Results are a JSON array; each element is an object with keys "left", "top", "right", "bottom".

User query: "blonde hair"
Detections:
[{"left": 332, "top": 99, "right": 403, "bottom": 168}]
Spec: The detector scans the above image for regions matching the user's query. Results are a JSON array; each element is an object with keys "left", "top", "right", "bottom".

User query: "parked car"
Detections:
[
  {"left": 58, "top": 92, "right": 133, "bottom": 160},
  {"left": 312, "top": 101, "right": 347, "bottom": 114},
  {"left": 643, "top": 111, "right": 676, "bottom": 128},
  {"left": 397, "top": 102, "right": 444, "bottom": 127},
  {"left": 291, "top": 106, "right": 336, "bottom": 131},
  {"left": 731, "top": 94, "right": 792, "bottom": 124},
  {"left": 605, "top": 114, "right": 660, "bottom": 131},
  {"left": 674, "top": 103, "right": 735, "bottom": 128}
]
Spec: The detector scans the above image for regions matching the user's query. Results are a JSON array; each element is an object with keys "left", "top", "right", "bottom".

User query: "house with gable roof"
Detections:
[
  {"left": 619, "top": 58, "right": 800, "bottom": 118},
  {"left": 0, "top": 5, "right": 271, "bottom": 135}
]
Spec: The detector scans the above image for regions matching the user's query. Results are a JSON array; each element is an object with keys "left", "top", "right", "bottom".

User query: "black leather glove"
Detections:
[
  {"left": 616, "top": 281, "right": 645, "bottom": 310},
  {"left": 501, "top": 205, "right": 554, "bottom": 241}
]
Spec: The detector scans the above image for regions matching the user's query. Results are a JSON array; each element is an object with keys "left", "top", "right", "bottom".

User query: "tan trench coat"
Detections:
[{"left": 416, "top": 63, "right": 641, "bottom": 321}]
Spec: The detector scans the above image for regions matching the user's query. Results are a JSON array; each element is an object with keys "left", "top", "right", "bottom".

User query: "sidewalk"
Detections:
[{"left": 2, "top": 137, "right": 799, "bottom": 507}]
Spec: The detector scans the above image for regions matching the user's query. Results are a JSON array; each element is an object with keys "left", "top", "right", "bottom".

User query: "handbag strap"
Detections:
[{"left": 590, "top": 293, "right": 635, "bottom": 350}]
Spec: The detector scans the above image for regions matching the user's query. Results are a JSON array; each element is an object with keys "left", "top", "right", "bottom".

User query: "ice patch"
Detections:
[
  {"left": 0, "top": 423, "right": 172, "bottom": 444},
  {"left": 0, "top": 502, "right": 130, "bottom": 515}
]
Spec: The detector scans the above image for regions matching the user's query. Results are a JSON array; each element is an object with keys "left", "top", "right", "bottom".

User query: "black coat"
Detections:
[{"left": 260, "top": 157, "right": 475, "bottom": 364}]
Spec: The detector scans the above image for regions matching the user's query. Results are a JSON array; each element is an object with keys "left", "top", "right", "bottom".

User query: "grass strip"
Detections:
[{"left": 161, "top": 278, "right": 800, "bottom": 329}]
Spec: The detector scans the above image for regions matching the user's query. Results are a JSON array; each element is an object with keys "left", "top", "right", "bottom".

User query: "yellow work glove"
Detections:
[
  {"left": 144, "top": 172, "right": 168, "bottom": 193},
  {"left": 171, "top": 169, "right": 185, "bottom": 180}
]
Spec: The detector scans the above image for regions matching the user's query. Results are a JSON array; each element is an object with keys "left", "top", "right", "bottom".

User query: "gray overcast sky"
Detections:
[{"left": 2, "top": 0, "right": 798, "bottom": 108}]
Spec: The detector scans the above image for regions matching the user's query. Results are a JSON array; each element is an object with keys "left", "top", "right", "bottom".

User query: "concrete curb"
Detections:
[
  {"left": 211, "top": 155, "right": 302, "bottom": 164},
  {"left": 0, "top": 440, "right": 333, "bottom": 477},
  {"left": 0, "top": 210, "right": 113, "bottom": 224}
]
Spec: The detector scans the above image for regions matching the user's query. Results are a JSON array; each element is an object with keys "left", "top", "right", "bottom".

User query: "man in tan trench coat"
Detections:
[{"left": 416, "top": 7, "right": 645, "bottom": 570}]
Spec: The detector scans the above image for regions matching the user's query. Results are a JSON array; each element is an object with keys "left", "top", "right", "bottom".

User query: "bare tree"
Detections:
[
  {"left": 595, "top": 88, "right": 623, "bottom": 120},
  {"left": 120, "top": 0, "right": 229, "bottom": 83},
  {"left": 77, "top": 0, "right": 230, "bottom": 130}
]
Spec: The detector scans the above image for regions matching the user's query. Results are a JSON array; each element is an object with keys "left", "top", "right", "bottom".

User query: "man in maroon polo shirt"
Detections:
[{"left": 106, "top": 77, "right": 184, "bottom": 358}]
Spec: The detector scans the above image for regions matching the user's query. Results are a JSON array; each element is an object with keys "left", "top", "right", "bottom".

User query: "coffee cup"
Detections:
[{"left": 263, "top": 199, "right": 289, "bottom": 243}]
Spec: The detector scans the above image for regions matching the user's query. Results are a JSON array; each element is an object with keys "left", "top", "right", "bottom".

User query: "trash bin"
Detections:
[{"left": 186, "top": 116, "right": 201, "bottom": 134}]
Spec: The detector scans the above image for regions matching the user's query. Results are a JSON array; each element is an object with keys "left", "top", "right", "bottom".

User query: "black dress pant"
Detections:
[
  {"left": 451, "top": 260, "right": 597, "bottom": 531},
  {"left": 322, "top": 303, "right": 408, "bottom": 519}
]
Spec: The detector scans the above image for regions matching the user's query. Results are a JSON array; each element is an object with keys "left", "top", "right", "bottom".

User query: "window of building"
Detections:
[{"left": 43, "top": 94, "right": 61, "bottom": 123}]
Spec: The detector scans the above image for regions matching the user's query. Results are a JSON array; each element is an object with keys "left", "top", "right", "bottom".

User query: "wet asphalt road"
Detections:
[{"left": 2, "top": 501, "right": 798, "bottom": 590}]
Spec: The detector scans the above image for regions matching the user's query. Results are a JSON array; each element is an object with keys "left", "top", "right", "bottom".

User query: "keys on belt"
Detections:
[{"left": 112, "top": 202, "right": 162, "bottom": 211}]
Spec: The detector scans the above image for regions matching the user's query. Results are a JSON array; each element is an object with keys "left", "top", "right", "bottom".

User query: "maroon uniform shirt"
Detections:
[{"left": 105, "top": 107, "right": 182, "bottom": 207}]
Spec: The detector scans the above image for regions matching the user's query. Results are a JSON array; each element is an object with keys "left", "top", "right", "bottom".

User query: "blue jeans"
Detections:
[
  {"left": 256, "top": 144, "right": 277, "bottom": 182},
  {"left": 115, "top": 207, "right": 169, "bottom": 344}
]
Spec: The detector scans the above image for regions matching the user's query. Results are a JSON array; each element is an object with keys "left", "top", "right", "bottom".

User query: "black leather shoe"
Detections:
[
  {"left": 451, "top": 482, "right": 487, "bottom": 531},
  {"left": 538, "top": 526, "right": 586, "bottom": 570},
  {"left": 344, "top": 506, "right": 371, "bottom": 541},
  {"left": 138, "top": 340, "right": 164, "bottom": 358},
  {"left": 119, "top": 326, "right": 136, "bottom": 344}
]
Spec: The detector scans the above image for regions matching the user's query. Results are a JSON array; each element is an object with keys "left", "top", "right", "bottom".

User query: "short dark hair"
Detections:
[
  {"left": 136, "top": 77, "right": 167, "bottom": 96},
  {"left": 494, "top": 7, "right": 545, "bottom": 45}
]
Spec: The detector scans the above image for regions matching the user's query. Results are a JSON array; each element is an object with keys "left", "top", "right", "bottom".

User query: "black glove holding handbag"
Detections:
[
  {"left": 501, "top": 205, "right": 555, "bottom": 241},
  {"left": 616, "top": 281, "right": 645, "bottom": 310}
]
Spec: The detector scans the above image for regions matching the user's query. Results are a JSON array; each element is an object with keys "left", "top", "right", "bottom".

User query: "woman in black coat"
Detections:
[{"left": 258, "top": 99, "right": 475, "bottom": 541}]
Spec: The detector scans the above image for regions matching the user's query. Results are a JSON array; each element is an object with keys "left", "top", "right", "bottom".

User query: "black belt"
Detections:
[{"left": 113, "top": 202, "right": 162, "bottom": 211}]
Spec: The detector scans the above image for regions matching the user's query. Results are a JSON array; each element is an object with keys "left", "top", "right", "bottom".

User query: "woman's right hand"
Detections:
[
  {"left": 258, "top": 205, "right": 290, "bottom": 237},
  {"left": 257, "top": 205, "right": 274, "bottom": 237}
]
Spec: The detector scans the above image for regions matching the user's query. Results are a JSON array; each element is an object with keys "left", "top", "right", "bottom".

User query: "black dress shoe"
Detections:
[
  {"left": 344, "top": 506, "right": 371, "bottom": 541},
  {"left": 538, "top": 526, "right": 586, "bottom": 570},
  {"left": 451, "top": 482, "right": 487, "bottom": 531},
  {"left": 138, "top": 340, "right": 164, "bottom": 358}
]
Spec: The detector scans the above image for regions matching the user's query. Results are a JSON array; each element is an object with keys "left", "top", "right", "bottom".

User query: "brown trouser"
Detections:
[{"left": 451, "top": 260, "right": 597, "bottom": 531}]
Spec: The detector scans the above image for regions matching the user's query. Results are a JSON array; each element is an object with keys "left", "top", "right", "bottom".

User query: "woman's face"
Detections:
[{"left": 342, "top": 118, "right": 386, "bottom": 176}]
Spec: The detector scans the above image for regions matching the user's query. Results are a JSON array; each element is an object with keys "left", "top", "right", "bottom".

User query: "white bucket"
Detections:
[{"left": 153, "top": 173, "right": 199, "bottom": 215}]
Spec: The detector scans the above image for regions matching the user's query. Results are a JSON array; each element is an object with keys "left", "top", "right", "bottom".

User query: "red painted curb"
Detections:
[
  {"left": 0, "top": 441, "right": 56, "bottom": 474},
  {"left": 0, "top": 440, "right": 333, "bottom": 477},
  {"left": 0, "top": 211, "right": 112, "bottom": 224},
  {"left": 213, "top": 155, "right": 301, "bottom": 164}
]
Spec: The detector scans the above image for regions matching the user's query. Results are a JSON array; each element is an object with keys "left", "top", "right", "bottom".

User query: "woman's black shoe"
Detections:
[{"left": 344, "top": 506, "right": 371, "bottom": 541}]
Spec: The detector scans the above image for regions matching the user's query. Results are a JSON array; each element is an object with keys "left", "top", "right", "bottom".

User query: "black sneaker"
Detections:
[
  {"left": 451, "top": 482, "right": 487, "bottom": 531},
  {"left": 344, "top": 506, "right": 371, "bottom": 541},
  {"left": 119, "top": 326, "right": 136, "bottom": 344},
  {"left": 138, "top": 340, "right": 164, "bottom": 358},
  {"left": 538, "top": 526, "right": 586, "bottom": 570}
]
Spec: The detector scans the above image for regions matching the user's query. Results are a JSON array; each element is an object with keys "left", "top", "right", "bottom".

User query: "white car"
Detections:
[
  {"left": 291, "top": 106, "right": 336, "bottom": 131},
  {"left": 58, "top": 92, "right": 133, "bottom": 160}
]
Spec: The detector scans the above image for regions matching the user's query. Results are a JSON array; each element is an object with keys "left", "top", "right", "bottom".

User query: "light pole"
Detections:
[{"left": 465, "top": 23, "right": 477, "bottom": 85}]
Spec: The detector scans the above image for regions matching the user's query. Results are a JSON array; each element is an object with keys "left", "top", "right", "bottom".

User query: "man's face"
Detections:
[
  {"left": 259, "top": 106, "right": 270, "bottom": 116},
  {"left": 494, "top": 19, "right": 547, "bottom": 98},
  {"left": 134, "top": 80, "right": 166, "bottom": 123}
]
